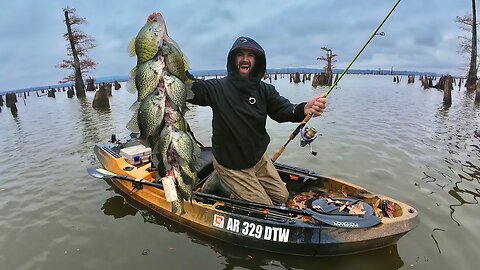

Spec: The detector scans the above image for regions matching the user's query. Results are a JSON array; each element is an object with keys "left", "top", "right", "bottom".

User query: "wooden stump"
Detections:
[
  {"left": 0, "top": 95, "right": 4, "bottom": 106},
  {"left": 312, "top": 74, "right": 320, "bottom": 87},
  {"left": 86, "top": 78, "right": 96, "bottom": 92},
  {"left": 393, "top": 76, "right": 397, "bottom": 83},
  {"left": 92, "top": 85, "right": 110, "bottom": 109},
  {"left": 293, "top": 72, "right": 301, "bottom": 83},
  {"left": 114, "top": 80, "right": 121, "bottom": 90},
  {"left": 407, "top": 75, "right": 415, "bottom": 84},
  {"left": 47, "top": 89, "right": 56, "bottom": 98},
  {"left": 5, "top": 92, "right": 17, "bottom": 108},
  {"left": 443, "top": 75, "right": 452, "bottom": 107},
  {"left": 10, "top": 102, "right": 18, "bottom": 117},
  {"left": 104, "top": 83, "right": 112, "bottom": 96},
  {"left": 67, "top": 87, "right": 74, "bottom": 98}
]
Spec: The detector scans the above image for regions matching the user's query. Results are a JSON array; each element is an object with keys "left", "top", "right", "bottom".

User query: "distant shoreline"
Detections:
[{"left": 0, "top": 68, "right": 445, "bottom": 95}]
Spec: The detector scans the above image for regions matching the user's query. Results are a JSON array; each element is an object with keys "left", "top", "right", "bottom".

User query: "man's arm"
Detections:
[
  {"left": 266, "top": 84, "right": 327, "bottom": 122},
  {"left": 266, "top": 85, "right": 307, "bottom": 123},
  {"left": 187, "top": 79, "right": 213, "bottom": 106}
]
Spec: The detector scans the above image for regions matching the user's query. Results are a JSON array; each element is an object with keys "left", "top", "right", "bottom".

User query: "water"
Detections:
[{"left": 0, "top": 75, "right": 479, "bottom": 270}]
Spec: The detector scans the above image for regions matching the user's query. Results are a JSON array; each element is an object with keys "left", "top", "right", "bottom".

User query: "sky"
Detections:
[{"left": 0, "top": 0, "right": 474, "bottom": 92}]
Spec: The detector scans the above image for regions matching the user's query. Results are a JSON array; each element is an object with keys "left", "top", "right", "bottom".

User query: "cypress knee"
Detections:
[{"left": 443, "top": 75, "right": 452, "bottom": 107}]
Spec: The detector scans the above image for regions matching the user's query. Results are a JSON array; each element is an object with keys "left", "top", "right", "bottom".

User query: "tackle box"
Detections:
[{"left": 120, "top": 144, "right": 152, "bottom": 165}]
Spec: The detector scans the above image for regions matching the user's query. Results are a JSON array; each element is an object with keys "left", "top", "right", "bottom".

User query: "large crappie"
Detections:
[
  {"left": 126, "top": 89, "right": 166, "bottom": 148},
  {"left": 164, "top": 74, "right": 193, "bottom": 114},
  {"left": 128, "top": 12, "right": 166, "bottom": 65},
  {"left": 162, "top": 39, "right": 193, "bottom": 84},
  {"left": 127, "top": 56, "right": 165, "bottom": 110}
]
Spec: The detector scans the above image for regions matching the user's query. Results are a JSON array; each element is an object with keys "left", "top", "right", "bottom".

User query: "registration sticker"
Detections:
[{"left": 213, "top": 214, "right": 225, "bottom": 228}]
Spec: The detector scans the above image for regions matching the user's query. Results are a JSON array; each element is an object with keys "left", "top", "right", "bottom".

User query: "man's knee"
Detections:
[{"left": 271, "top": 186, "right": 289, "bottom": 205}]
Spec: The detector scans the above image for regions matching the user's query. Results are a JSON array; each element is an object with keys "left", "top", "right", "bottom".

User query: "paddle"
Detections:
[
  {"left": 88, "top": 167, "right": 381, "bottom": 228},
  {"left": 271, "top": 0, "right": 402, "bottom": 162}
]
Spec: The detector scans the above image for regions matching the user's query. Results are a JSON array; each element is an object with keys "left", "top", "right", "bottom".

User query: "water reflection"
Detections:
[
  {"left": 78, "top": 98, "right": 114, "bottom": 147},
  {"left": 101, "top": 195, "right": 138, "bottom": 219},
  {"left": 101, "top": 186, "right": 404, "bottom": 270}
]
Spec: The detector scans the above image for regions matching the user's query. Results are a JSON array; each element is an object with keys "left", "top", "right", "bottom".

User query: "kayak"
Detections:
[{"left": 90, "top": 135, "right": 418, "bottom": 256}]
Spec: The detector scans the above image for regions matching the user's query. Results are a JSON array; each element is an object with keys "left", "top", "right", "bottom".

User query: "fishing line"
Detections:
[{"left": 271, "top": 0, "right": 402, "bottom": 162}]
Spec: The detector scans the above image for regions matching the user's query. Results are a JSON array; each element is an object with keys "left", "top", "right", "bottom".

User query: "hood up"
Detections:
[{"left": 226, "top": 36, "right": 267, "bottom": 79}]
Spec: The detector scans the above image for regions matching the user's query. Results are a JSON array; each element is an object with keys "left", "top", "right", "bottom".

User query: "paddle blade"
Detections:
[
  {"left": 87, "top": 167, "right": 108, "bottom": 179},
  {"left": 87, "top": 167, "right": 117, "bottom": 179}
]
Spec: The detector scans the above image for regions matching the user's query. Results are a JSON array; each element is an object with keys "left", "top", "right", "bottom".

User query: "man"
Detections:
[{"left": 189, "top": 36, "right": 326, "bottom": 205}]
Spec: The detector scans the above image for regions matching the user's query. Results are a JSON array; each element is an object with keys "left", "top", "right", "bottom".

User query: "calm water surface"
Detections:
[{"left": 0, "top": 75, "right": 479, "bottom": 270}]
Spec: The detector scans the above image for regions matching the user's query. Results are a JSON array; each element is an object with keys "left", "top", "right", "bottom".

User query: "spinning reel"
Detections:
[{"left": 299, "top": 126, "right": 319, "bottom": 156}]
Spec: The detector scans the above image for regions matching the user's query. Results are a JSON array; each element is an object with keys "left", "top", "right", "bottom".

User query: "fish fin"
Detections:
[
  {"left": 128, "top": 37, "right": 136, "bottom": 57},
  {"left": 126, "top": 111, "right": 140, "bottom": 133},
  {"left": 129, "top": 101, "right": 140, "bottom": 111},
  {"left": 185, "top": 71, "right": 196, "bottom": 81},
  {"left": 182, "top": 53, "right": 190, "bottom": 70},
  {"left": 126, "top": 67, "right": 137, "bottom": 93}
]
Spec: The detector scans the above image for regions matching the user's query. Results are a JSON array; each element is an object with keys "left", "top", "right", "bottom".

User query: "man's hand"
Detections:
[{"left": 304, "top": 96, "right": 327, "bottom": 117}]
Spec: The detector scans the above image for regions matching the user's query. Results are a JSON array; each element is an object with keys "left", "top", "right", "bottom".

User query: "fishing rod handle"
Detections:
[{"left": 271, "top": 146, "right": 285, "bottom": 162}]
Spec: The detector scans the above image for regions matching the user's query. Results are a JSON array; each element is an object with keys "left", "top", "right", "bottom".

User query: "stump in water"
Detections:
[
  {"left": 47, "top": 89, "right": 56, "bottom": 98},
  {"left": 67, "top": 87, "right": 74, "bottom": 98},
  {"left": 274, "top": 73, "right": 277, "bottom": 80},
  {"left": 407, "top": 75, "right": 415, "bottom": 84},
  {"left": 0, "top": 95, "right": 4, "bottom": 106},
  {"left": 92, "top": 84, "right": 110, "bottom": 109},
  {"left": 86, "top": 78, "right": 96, "bottom": 92},
  {"left": 443, "top": 75, "right": 452, "bottom": 107},
  {"left": 312, "top": 74, "right": 320, "bottom": 87},
  {"left": 10, "top": 103, "right": 18, "bottom": 117},
  {"left": 393, "top": 76, "right": 397, "bottom": 83},
  {"left": 293, "top": 72, "right": 301, "bottom": 83},
  {"left": 434, "top": 76, "right": 453, "bottom": 92},
  {"left": 114, "top": 80, "right": 121, "bottom": 90},
  {"left": 5, "top": 92, "right": 17, "bottom": 108},
  {"left": 104, "top": 83, "right": 112, "bottom": 96}
]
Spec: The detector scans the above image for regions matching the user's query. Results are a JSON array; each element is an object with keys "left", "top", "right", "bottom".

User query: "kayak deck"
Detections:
[{"left": 92, "top": 137, "right": 418, "bottom": 256}]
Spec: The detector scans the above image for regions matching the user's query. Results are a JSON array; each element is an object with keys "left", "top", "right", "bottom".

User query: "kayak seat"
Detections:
[{"left": 197, "top": 147, "right": 214, "bottom": 180}]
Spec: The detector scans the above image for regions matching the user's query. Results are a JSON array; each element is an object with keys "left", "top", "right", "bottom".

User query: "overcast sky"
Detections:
[{"left": 0, "top": 0, "right": 473, "bottom": 91}]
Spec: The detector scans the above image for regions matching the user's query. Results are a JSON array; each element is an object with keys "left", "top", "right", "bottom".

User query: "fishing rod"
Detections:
[{"left": 271, "top": 0, "right": 402, "bottom": 162}]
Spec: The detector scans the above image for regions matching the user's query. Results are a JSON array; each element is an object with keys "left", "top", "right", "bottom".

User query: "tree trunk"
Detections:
[
  {"left": 466, "top": 0, "right": 478, "bottom": 91},
  {"left": 64, "top": 10, "right": 85, "bottom": 98}
]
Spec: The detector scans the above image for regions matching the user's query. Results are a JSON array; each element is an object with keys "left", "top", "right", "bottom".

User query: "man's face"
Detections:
[{"left": 235, "top": 49, "right": 256, "bottom": 78}]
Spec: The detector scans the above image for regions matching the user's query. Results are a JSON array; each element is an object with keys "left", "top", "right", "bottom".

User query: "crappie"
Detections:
[
  {"left": 162, "top": 39, "right": 193, "bottom": 84},
  {"left": 164, "top": 74, "right": 193, "bottom": 114},
  {"left": 164, "top": 102, "right": 187, "bottom": 131},
  {"left": 154, "top": 125, "right": 173, "bottom": 172},
  {"left": 171, "top": 129, "right": 201, "bottom": 169},
  {"left": 129, "top": 12, "right": 166, "bottom": 65},
  {"left": 137, "top": 90, "right": 166, "bottom": 148},
  {"left": 128, "top": 57, "right": 165, "bottom": 110},
  {"left": 172, "top": 164, "right": 193, "bottom": 203}
]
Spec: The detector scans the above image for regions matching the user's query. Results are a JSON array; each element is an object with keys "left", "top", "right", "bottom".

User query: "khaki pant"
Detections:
[{"left": 213, "top": 153, "right": 289, "bottom": 205}]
